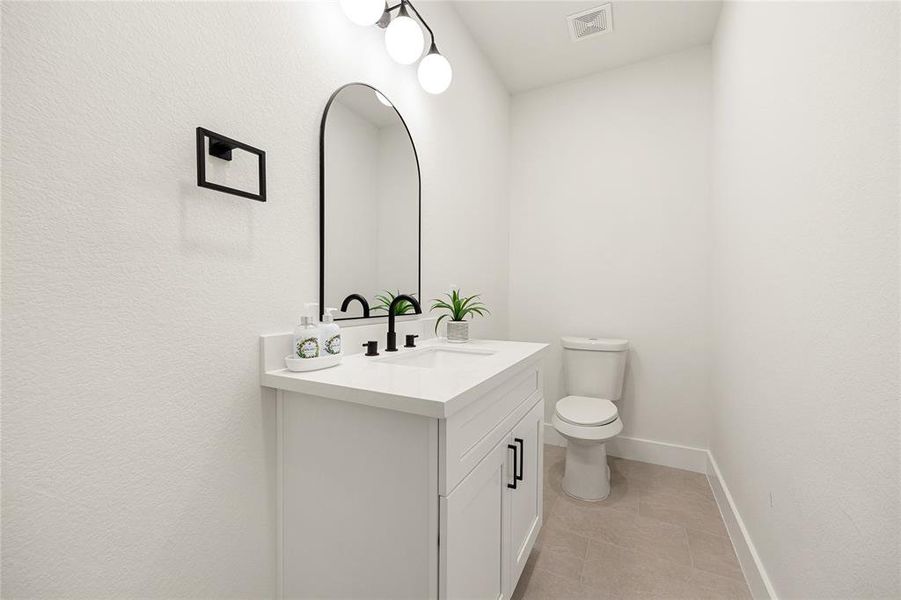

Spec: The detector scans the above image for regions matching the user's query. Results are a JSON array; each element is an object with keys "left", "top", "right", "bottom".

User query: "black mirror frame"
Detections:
[{"left": 319, "top": 82, "right": 422, "bottom": 322}]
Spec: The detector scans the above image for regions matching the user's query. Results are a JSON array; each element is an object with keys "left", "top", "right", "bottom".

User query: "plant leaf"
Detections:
[{"left": 434, "top": 313, "right": 448, "bottom": 334}]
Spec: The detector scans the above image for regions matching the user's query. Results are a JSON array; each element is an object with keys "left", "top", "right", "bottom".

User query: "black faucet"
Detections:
[
  {"left": 385, "top": 294, "right": 422, "bottom": 352},
  {"left": 340, "top": 293, "right": 370, "bottom": 318}
]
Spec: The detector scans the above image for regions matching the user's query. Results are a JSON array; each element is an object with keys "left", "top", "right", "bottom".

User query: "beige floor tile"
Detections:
[
  {"left": 530, "top": 545, "right": 584, "bottom": 583},
  {"left": 536, "top": 520, "right": 591, "bottom": 559},
  {"left": 543, "top": 447, "right": 563, "bottom": 521},
  {"left": 513, "top": 449, "right": 749, "bottom": 600},
  {"left": 678, "top": 569, "right": 753, "bottom": 599},
  {"left": 582, "top": 539, "right": 694, "bottom": 598},
  {"left": 615, "top": 458, "right": 714, "bottom": 500},
  {"left": 639, "top": 486, "right": 728, "bottom": 537},
  {"left": 529, "top": 523, "right": 590, "bottom": 582},
  {"left": 543, "top": 487, "right": 558, "bottom": 521},
  {"left": 687, "top": 528, "right": 745, "bottom": 581},
  {"left": 550, "top": 495, "right": 692, "bottom": 566},
  {"left": 544, "top": 453, "right": 565, "bottom": 493},
  {"left": 512, "top": 558, "right": 596, "bottom": 600}
]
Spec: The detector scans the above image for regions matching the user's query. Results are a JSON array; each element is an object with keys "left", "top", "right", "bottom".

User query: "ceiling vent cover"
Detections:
[{"left": 567, "top": 4, "right": 613, "bottom": 42}]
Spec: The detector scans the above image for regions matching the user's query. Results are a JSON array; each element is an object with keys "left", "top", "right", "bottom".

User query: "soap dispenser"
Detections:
[
  {"left": 293, "top": 303, "right": 321, "bottom": 359},
  {"left": 320, "top": 307, "right": 342, "bottom": 356}
]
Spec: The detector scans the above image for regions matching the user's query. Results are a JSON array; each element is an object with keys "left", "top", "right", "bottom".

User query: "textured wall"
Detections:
[
  {"left": 0, "top": 2, "right": 510, "bottom": 596},
  {"left": 507, "top": 46, "right": 712, "bottom": 447},
  {"left": 710, "top": 2, "right": 900, "bottom": 597}
]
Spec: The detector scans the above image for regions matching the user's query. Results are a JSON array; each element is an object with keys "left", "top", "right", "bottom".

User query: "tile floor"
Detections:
[{"left": 512, "top": 445, "right": 752, "bottom": 600}]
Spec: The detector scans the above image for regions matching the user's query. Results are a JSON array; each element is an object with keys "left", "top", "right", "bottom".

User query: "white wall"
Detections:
[
  {"left": 710, "top": 2, "right": 900, "bottom": 598},
  {"left": 508, "top": 46, "right": 712, "bottom": 448},
  {"left": 0, "top": 2, "right": 510, "bottom": 596}
]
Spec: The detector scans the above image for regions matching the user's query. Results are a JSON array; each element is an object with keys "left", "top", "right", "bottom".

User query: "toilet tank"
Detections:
[{"left": 561, "top": 337, "right": 629, "bottom": 401}]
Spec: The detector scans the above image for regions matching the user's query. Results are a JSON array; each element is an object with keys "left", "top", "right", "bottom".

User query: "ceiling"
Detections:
[{"left": 452, "top": 0, "right": 722, "bottom": 93}]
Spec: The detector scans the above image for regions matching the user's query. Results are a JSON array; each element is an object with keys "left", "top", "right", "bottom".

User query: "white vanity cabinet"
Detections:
[
  {"left": 441, "top": 399, "right": 544, "bottom": 600},
  {"left": 261, "top": 336, "right": 547, "bottom": 600},
  {"left": 508, "top": 399, "right": 544, "bottom": 586}
]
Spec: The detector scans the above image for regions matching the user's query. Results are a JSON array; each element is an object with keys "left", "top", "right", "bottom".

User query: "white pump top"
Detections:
[{"left": 322, "top": 307, "right": 338, "bottom": 324}]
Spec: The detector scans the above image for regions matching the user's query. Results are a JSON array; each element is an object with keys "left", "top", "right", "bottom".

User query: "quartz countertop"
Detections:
[{"left": 261, "top": 338, "right": 548, "bottom": 418}]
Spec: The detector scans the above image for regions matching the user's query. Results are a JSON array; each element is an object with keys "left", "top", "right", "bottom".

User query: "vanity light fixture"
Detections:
[
  {"left": 340, "top": 0, "right": 453, "bottom": 95},
  {"left": 384, "top": 2, "right": 424, "bottom": 64},
  {"left": 338, "top": 0, "right": 385, "bottom": 26},
  {"left": 417, "top": 42, "right": 453, "bottom": 95}
]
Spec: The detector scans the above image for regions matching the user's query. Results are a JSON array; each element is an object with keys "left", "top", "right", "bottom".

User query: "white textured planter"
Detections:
[{"left": 446, "top": 320, "right": 469, "bottom": 343}]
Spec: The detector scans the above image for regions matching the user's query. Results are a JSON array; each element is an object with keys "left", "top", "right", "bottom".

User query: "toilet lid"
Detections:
[{"left": 555, "top": 396, "right": 619, "bottom": 426}]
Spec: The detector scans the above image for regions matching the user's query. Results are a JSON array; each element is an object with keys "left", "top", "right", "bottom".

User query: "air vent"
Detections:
[{"left": 567, "top": 4, "right": 613, "bottom": 42}]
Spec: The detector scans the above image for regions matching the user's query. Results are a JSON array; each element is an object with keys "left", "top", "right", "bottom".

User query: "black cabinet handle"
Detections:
[
  {"left": 515, "top": 438, "right": 524, "bottom": 482},
  {"left": 507, "top": 444, "right": 518, "bottom": 489}
]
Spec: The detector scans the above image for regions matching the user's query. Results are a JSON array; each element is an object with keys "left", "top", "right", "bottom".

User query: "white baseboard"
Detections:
[
  {"left": 706, "top": 454, "right": 777, "bottom": 600},
  {"left": 543, "top": 423, "right": 708, "bottom": 473},
  {"left": 543, "top": 423, "right": 776, "bottom": 599}
]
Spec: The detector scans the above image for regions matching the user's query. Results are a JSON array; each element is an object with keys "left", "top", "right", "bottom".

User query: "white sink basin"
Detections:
[{"left": 378, "top": 346, "right": 496, "bottom": 369}]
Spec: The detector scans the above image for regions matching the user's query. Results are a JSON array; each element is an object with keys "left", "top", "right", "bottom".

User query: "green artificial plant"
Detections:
[{"left": 430, "top": 289, "right": 489, "bottom": 333}]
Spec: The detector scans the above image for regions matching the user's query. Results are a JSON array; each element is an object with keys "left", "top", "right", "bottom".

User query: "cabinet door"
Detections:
[
  {"left": 440, "top": 439, "right": 512, "bottom": 600},
  {"left": 508, "top": 399, "right": 544, "bottom": 588}
]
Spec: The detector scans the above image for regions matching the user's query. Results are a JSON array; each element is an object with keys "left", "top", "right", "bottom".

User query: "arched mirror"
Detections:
[{"left": 320, "top": 83, "right": 420, "bottom": 321}]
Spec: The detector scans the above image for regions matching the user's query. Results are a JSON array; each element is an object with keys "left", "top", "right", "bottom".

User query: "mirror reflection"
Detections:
[{"left": 321, "top": 84, "right": 420, "bottom": 320}]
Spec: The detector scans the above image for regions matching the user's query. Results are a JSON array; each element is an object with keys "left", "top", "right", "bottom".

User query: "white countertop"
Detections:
[{"left": 261, "top": 338, "right": 548, "bottom": 419}]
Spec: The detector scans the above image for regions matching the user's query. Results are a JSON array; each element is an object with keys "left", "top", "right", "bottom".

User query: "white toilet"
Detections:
[{"left": 552, "top": 336, "right": 629, "bottom": 501}]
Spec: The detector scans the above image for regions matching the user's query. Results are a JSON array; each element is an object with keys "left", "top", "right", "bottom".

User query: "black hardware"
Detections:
[
  {"left": 385, "top": 295, "right": 422, "bottom": 352},
  {"left": 196, "top": 127, "right": 266, "bottom": 202},
  {"left": 340, "top": 294, "right": 371, "bottom": 318},
  {"left": 515, "top": 438, "right": 524, "bottom": 482},
  {"left": 209, "top": 139, "right": 235, "bottom": 161},
  {"left": 362, "top": 341, "right": 379, "bottom": 356},
  {"left": 507, "top": 444, "right": 518, "bottom": 489},
  {"left": 319, "top": 83, "right": 421, "bottom": 322},
  {"left": 404, "top": 334, "right": 419, "bottom": 348}
]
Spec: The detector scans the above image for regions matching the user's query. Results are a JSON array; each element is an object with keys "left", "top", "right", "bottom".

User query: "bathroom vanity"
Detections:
[
  {"left": 261, "top": 334, "right": 548, "bottom": 599},
  {"left": 283, "top": 81, "right": 546, "bottom": 598}
]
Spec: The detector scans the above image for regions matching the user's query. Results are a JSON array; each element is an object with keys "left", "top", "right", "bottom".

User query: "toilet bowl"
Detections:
[
  {"left": 553, "top": 396, "right": 623, "bottom": 500},
  {"left": 552, "top": 337, "right": 629, "bottom": 501}
]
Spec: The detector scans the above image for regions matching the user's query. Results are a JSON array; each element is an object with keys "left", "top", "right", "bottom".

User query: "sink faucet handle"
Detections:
[
  {"left": 362, "top": 341, "right": 379, "bottom": 356},
  {"left": 404, "top": 334, "right": 419, "bottom": 348}
]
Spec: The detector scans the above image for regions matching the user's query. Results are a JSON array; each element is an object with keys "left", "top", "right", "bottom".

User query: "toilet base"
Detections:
[{"left": 562, "top": 440, "right": 611, "bottom": 501}]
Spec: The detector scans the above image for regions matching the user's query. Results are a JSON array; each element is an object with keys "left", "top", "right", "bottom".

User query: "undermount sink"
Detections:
[{"left": 378, "top": 346, "right": 496, "bottom": 369}]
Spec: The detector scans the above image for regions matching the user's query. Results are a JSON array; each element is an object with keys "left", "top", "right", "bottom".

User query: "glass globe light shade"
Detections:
[
  {"left": 417, "top": 51, "right": 453, "bottom": 94},
  {"left": 339, "top": 0, "right": 385, "bottom": 26},
  {"left": 385, "top": 13, "right": 424, "bottom": 65}
]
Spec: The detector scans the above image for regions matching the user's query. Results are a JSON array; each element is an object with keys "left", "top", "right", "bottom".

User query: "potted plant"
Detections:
[{"left": 430, "top": 288, "right": 489, "bottom": 343}]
